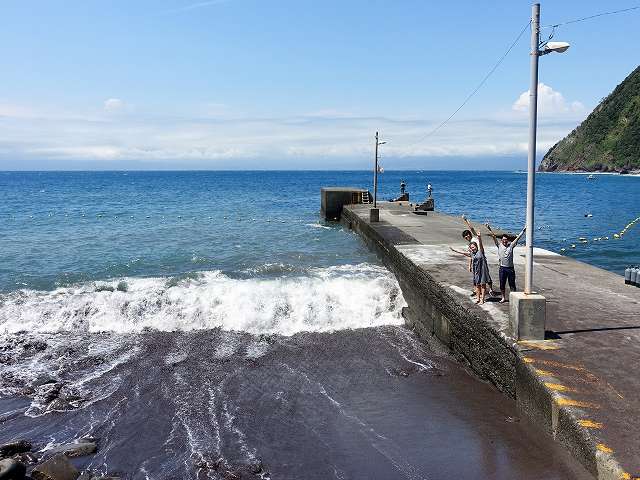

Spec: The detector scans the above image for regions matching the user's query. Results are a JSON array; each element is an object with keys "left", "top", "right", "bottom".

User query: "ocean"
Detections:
[{"left": 1, "top": 169, "right": 630, "bottom": 479}]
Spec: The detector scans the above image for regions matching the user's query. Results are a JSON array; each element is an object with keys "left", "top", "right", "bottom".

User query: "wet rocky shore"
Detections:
[{"left": 1, "top": 327, "right": 592, "bottom": 479}]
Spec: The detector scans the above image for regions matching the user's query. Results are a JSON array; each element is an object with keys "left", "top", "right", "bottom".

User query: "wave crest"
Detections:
[{"left": 0, "top": 264, "right": 404, "bottom": 336}]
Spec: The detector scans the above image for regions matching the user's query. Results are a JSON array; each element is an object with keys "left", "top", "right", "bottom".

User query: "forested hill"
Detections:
[{"left": 539, "top": 66, "right": 640, "bottom": 173}]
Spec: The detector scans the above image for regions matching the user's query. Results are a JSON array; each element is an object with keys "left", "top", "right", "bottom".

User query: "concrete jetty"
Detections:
[{"left": 339, "top": 200, "right": 640, "bottom": 480}]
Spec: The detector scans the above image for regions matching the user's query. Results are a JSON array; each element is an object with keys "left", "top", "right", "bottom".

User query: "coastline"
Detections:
[{"left": 538, "top": 170, "right": 640, "bottom": 176}]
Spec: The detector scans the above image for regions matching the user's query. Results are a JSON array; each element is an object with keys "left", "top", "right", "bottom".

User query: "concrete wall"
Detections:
[
  {"left": 340, "top": 206, "right": 625, "bottom": 480},
  {"left": 341, "top": 207, "right": 517, "bottom": 394},
  {"left": 320, "top": 188, "right": 368, "bottom": 220}
]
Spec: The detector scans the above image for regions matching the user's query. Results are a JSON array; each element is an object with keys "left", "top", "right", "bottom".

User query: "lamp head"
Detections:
[{"left": 543, "top": 41, "right": 570, "bottom": 54}]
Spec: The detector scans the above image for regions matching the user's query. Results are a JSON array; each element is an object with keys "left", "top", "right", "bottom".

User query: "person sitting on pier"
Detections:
[
  {"left": 485, "top": 224, "right": 526, "bottom": 303},
  {"left": 461, "top": 216, "right": 496, "bottom": 297}
]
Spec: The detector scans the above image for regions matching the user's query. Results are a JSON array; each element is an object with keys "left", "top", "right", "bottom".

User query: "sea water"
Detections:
[
  {"left": 0, "top": 170, "right": 620, "bottom": 479},
  {"left": 1, "top": 171, "right": 638, "bottom": 297}
]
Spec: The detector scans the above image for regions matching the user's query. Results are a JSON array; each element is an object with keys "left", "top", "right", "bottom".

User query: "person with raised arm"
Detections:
[
  {"left": 461, "top": 216, "right": 496, "bottom": 297},
  {"left": 485, "top": 223, "right": 526, "bottom": 303},
  {"left": 471, "top": 231, "right": 490, "bottom": 304}
]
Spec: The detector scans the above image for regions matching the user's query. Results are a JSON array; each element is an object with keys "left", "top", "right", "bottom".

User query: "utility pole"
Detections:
[
  {"left": 524, "top": 3, "right": 540, "bottom": 295},
  {"left": 373, "top": 131, "right": 379, "bottom": 208},
  {"left": 512, "top": 3, "right": 569, "bottom": 340},
  {"left": 370, "top": 132, "right": 386, "bottom": 222}
]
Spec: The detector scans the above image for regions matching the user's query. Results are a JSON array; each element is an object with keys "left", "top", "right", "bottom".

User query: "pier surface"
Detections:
[{"left": 342, "top": 201, "right": 640, "bottom": 480}]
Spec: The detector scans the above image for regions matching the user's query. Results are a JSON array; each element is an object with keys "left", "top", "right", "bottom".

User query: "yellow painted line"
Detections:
[
  {"left": 596, "top": 443, "right": 613, "bottom": 454},
  {"left": 530, "top": 358, "right": 586, "bottom": 372},
  {"left": 621, "top": 472, "right": 630, "bottom": 480},
  {"left": 544, "top": 382, "right": 577, "bottom": 393},
  {"left": 578, "top": 419, "right": 603, "bottom": 429},
  {"left": 518, "top": 340, "right": 560, "bottom": 350},
  {"left": 523, "top": 357, "right": 535, "bottom": 363},
  {"left": 534, "top": 368, "right": 554, "bottom": 376},
  {"left": 555, "top": 398, "right": 599, "bottom": 409}
]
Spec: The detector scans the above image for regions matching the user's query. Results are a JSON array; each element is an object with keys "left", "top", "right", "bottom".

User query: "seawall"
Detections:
[{"left": 340, "top": 201, "right": 640, "bottom": 480}]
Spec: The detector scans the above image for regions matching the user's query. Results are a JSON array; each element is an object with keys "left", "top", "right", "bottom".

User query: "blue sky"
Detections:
[{"left": 1, "top": 0, "right": 639, "bottom": 169}]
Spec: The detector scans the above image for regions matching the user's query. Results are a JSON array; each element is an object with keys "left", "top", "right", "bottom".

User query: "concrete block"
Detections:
[
  {"left": 509, "top": 292, "right": 546, "bottom": 340},
  {"left": 320, "top": 187, "right": 368, "bottom": 220},
  {"left": 369, "top": 208, "right": 379, "bottom": 222},
  {"left": 414, "top": 198, "right": 435, "bottom": 212}
]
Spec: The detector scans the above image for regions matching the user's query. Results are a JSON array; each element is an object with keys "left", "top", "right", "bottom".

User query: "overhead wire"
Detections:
[
  {"left": 541, "top": 5, "right": 640, "bottom": 28},
  {"left": 397, "top": 4, "right": 640, "bottom": 155},
  {"left": 399, "top": 20, "right": 531, "bottom": 154}
]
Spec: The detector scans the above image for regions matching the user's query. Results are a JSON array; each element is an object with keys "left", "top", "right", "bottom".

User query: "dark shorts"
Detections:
[{"left": 499, "top": 266, "right": 516, "bottom": 291}]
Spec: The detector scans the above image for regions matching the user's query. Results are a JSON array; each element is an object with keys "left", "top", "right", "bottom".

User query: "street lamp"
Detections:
[
  {"left": 373, "top": 131, "right": 386, "bottom": 209},
  {"left": 524, "top": 3, "right": 570, "bottom": 295}
]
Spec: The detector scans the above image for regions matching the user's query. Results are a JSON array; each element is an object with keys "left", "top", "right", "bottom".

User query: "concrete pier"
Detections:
[
  {"left": 339, "top": 201, "right": 640, "bottom": 480},
  {"left": 320, "top": 187, "right": 369, "bottom": 220}
]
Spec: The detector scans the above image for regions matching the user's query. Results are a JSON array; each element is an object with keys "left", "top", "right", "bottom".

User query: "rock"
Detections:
[
  {"left": 21, "top": 340, "right": 47, "bottom": 352},
  {"left": 10, "top": 453, "right": 38, "bottom": 467},
  {"left": 31, "top": 455, "right": 79, "bottom": 480},
  {"left": 38, "top": 383, "right": 63, "bottom": 404},
  {"left": 0, "top": 441, "right": 31, "bottom": 458},
  {"left": 0, "top": 459, "right": 26, "bottom": 480},
  {"left": 45, "top": 399, "right": 73, "bottom": 412},
  {"left": 46, "top": 441, "right": 97, "bottom": 458},
  {"left": 76, "top": 471, "right": 120, "bottom": 480},
  {"left": 32, "top": 375, "right": 58, "bottom": 388}
]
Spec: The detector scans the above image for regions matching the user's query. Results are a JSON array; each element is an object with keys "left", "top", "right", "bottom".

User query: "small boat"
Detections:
[{"left": 587, "top": 174, "right": 595, "bottom": 180}]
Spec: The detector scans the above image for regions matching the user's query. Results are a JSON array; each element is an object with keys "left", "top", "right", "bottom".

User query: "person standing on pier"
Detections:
[
  {"left": 470, "top": 232, "right": 490, "bottom": 304},
  {"left": 461, "top": 216, "right": 496, "bottom": 297},
  {"left": 449, "top": 238, "right": 488, "bottom": 304},
  {"left": 485, "top": 224, "right": 526, "bottom": 303}
]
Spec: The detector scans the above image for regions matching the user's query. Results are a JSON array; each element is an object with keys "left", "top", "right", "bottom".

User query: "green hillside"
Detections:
[{"left": 539, "top": 66, "right": 640, "bottom": 173}]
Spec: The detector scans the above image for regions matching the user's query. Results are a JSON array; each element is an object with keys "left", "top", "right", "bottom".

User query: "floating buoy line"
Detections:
[{"left": 559, "top": 215, "right": 639, "bottom": 252}]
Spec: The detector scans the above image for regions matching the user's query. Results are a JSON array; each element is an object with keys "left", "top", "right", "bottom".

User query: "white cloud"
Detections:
[
  {"left": 0, "top": 103, "right": 36, "bottom": 118},
  {"left": 103, "top": 98, "right": 125, "bottom": 113},
  {"left": 0, "top": 100, "right": 587, "bottom": 167},
  {"left": 512, "top": 83, "right": 584, "bottom": 117}
]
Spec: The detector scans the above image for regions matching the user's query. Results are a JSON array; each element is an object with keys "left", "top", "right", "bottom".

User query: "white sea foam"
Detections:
[
  {"left": 305, "top": 223, "right": 332, "bottom": 230},
  {"left": 0, "top": 264, "right": 404, "bottom": 336}
]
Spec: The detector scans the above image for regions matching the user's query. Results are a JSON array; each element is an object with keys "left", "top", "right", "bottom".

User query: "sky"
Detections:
[{"left": 1, "top": 0, "right": 639, "bottom": 170}]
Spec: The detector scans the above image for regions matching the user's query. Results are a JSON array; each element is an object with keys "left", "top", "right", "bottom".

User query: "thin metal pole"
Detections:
[
  {"left": 525, "top": 3, "right": 540, "bottom": 295},
  {"left": 374, "top": 131, "right": 379, "bottom": 208}
]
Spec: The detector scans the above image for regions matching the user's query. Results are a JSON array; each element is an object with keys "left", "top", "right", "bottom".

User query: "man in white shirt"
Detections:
[{"left": 486, "top": 224, "right": 526, "bottom": 303}]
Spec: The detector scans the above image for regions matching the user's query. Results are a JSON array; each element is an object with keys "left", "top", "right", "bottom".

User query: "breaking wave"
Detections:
[{"left": 0, "top": 264, "right": 404, "bottom": 336}]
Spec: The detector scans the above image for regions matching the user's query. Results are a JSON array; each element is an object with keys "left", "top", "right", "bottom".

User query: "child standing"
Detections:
[
  {"left": 462, "top": 216, "right": 496, "bottom": 297},
  {"left": 449, "top": 232, "right": 489, "bottom": 304},
  {"left": 470, "top": 232, "right": 490, "bottom": 304}
]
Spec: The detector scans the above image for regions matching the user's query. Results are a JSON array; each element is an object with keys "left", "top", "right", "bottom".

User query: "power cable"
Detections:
[
  {"left": 542, "top": 5, "right": 640, "bottom": 28},
  {"left": 399, "top": 20, "right": 531, "bottom": 154}
]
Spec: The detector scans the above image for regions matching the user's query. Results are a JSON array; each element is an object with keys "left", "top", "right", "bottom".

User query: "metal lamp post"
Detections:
[
  {"left": 373, "top": 131, "right": 386, "bottom": 209},
  {"left": 524, "top": 3, "right": 570, "bottom": 294}
]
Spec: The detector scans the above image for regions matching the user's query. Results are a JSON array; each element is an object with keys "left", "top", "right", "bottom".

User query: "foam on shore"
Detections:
[{"left": 0, "top": 264, "right": 404, "bottom": 336}]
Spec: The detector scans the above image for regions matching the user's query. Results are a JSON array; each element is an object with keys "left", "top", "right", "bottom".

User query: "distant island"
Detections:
[{"left": 539, "top": 65, "right": 640, "bottom": 173}]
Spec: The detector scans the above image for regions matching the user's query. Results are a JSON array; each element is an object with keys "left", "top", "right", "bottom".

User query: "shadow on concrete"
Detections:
[{"left": 548, "top": 325, "right": 640, "bottom": 338}]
